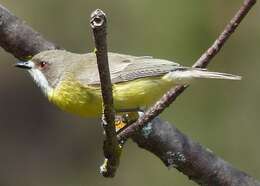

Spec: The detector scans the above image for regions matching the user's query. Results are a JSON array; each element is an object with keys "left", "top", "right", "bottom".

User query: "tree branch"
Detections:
[
  {"left": 132, "top": 117, "right": 260, "bottom": 186},
  {"left": 0, "top": 5, "right": 58, "bottom": 60},
  {"left": 117, "top": 0, "right": 257, "bottom": 142},
  {"left": 194, "top": 0, "right": 257, "bottom": 68},
  {"left": 0, "top": 2, "right": 259, "bottom": 185},
  {"left": 90, "top": 9, "right": 120, "bottom": 177}
]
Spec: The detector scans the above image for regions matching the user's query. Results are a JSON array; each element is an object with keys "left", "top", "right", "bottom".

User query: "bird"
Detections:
[{"left": 15, "top": 49, "right": 241, "bottom": 118}]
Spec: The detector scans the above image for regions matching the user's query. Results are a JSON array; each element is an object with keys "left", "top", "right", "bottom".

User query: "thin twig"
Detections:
[
  {"left": 117, "top": 0, "right": 257, "bottom": 141},
  {"left": 90, "top": 9, "right": 120, "bottom": 177},
  {"left": 194, "top": 0, "right": 257, "bottom": 68}
]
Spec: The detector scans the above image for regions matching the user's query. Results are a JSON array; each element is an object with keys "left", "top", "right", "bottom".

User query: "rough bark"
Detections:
[
  {"left": 132, "top": 118, "right": 260, "bottom": 186},
  {"left": 0, "top": 4, "right": 58, "bottom": 60},
  {"left": 90, "top": 9, "right": 120, "bottom": 177}
]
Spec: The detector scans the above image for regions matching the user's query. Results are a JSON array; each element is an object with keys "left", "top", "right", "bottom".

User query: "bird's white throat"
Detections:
[{"left": 28, "top": 69, "right": 53, "bottom": 96}]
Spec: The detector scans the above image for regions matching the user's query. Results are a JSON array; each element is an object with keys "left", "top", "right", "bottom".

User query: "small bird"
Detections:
[{"left": 15, "top": 50, "right": 241, "bottom": 117}]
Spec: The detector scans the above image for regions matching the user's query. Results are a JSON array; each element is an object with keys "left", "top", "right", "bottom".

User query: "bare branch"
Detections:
[
  {"left": 132, "top": 117, "right": 260, "bottom": 186},
  {"left": 117, "top": 0, "right": 257, "bottom": 141},
  {"left": 194, "top": 0, "right": 257, "bottom": 68},
  {"left": 0, "top": 5, "right": 58, "bottom": 60},
  {"left": 90, "top": 9, "right": 120, "bottom": 177}
]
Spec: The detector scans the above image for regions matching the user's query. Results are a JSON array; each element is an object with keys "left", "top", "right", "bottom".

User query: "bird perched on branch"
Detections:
[{"left": 15, "top": 50, "right": 241, "bottom": 117}]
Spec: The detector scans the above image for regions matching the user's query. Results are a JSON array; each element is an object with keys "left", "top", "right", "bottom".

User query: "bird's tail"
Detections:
[{"left": 163, "top": 67, "right": 242, "bottom": 84}]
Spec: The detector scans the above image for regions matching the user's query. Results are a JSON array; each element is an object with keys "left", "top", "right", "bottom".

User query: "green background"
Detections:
[{"left": 0, "top": 1, "right": 259, "bottom": 186}]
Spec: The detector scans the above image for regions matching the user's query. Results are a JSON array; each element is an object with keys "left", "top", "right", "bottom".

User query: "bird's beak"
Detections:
[{"left": 14, "top": 61, "right": 34, "bottom": 70}]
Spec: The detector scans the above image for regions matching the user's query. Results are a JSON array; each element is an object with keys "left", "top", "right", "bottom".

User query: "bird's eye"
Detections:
[{"left": 39, "top": 61, "right": 47, "bottom": 68}]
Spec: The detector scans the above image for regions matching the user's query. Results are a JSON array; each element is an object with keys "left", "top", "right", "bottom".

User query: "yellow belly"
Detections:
[{"left": 48, "top": 77, "right": 173, "bottom": 117}]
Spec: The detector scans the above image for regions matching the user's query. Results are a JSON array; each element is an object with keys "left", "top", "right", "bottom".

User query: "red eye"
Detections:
[{"left": 39, "top": 62, "right": 47, "bottom": 68}]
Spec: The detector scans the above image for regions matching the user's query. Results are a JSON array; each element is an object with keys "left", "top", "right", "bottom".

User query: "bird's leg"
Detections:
[
  {"left": 114, "top": 112, "right": 138, "bottom": 132},
  {"left": 114, "top": 108, "right": 145, "bottom": 145},
  {"left": 115, "top": 108, "right": 143, "bottom": 132},
  {"left": 114, "top": 115, "right": 127, "bottom": 133}
]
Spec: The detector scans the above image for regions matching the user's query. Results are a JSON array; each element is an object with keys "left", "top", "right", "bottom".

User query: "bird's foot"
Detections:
[{"left": 114, "top": 119, "right": 127, "bottom": 133}]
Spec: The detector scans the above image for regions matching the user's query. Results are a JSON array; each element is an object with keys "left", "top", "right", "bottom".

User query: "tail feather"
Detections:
[{"left": 163, "top": 68, "right": 242, "bottom": 84}]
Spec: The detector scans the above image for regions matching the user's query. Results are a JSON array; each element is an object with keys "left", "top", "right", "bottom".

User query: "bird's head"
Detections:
[{"left": 15, "top": 50, "right": 71, "bottom": 96}]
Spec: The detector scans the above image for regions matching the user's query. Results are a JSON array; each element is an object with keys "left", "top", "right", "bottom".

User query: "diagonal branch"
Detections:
[
  {"left": 117, "top": 0, "right": 257, "bottom": 141},
  {"left": 90, "top": 9, "right": 120, "bottom": 177},
  {"left": 0, "top": 5, "right": 58, "bottom": 60},
  {"left": 132, "top": 117, "right": 260, "bottom": 186},
  {"left": 194, "top": 0, "right": 257, "bottom": 68}
]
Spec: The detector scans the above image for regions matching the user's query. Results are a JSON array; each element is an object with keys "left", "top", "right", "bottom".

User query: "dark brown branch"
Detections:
[
  {"left": 132, "top": 118, "right": 260, "bottom": 186},
  {"left": 90, "top": 9, "right": 120, "bottom": 177},
  {"left": 0, "top": 5, "right": 58, "bottom": 60},
  {"left": 117, "top": 0, "right": 256, "bottom": 141},
  {"left": 0, "top": 2, "right": 259, "bottom": 186}
]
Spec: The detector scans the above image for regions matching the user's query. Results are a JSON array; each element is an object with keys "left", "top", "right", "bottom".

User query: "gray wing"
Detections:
[
  {"left": 111, "top": 55, "right": 181, "bottom": 83},
  {"left": 76, "top": 52, "right": 181, "bottom": 85}
]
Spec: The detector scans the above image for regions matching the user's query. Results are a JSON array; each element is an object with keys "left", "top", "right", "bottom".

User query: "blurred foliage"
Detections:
[{"left": 0, "top": 1, "right": 259, "bottom": 186}]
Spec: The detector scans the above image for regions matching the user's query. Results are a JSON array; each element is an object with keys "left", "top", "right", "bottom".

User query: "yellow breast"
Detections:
[{"left": 48, "top": 76, "right": 173, "bottom": 117}]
